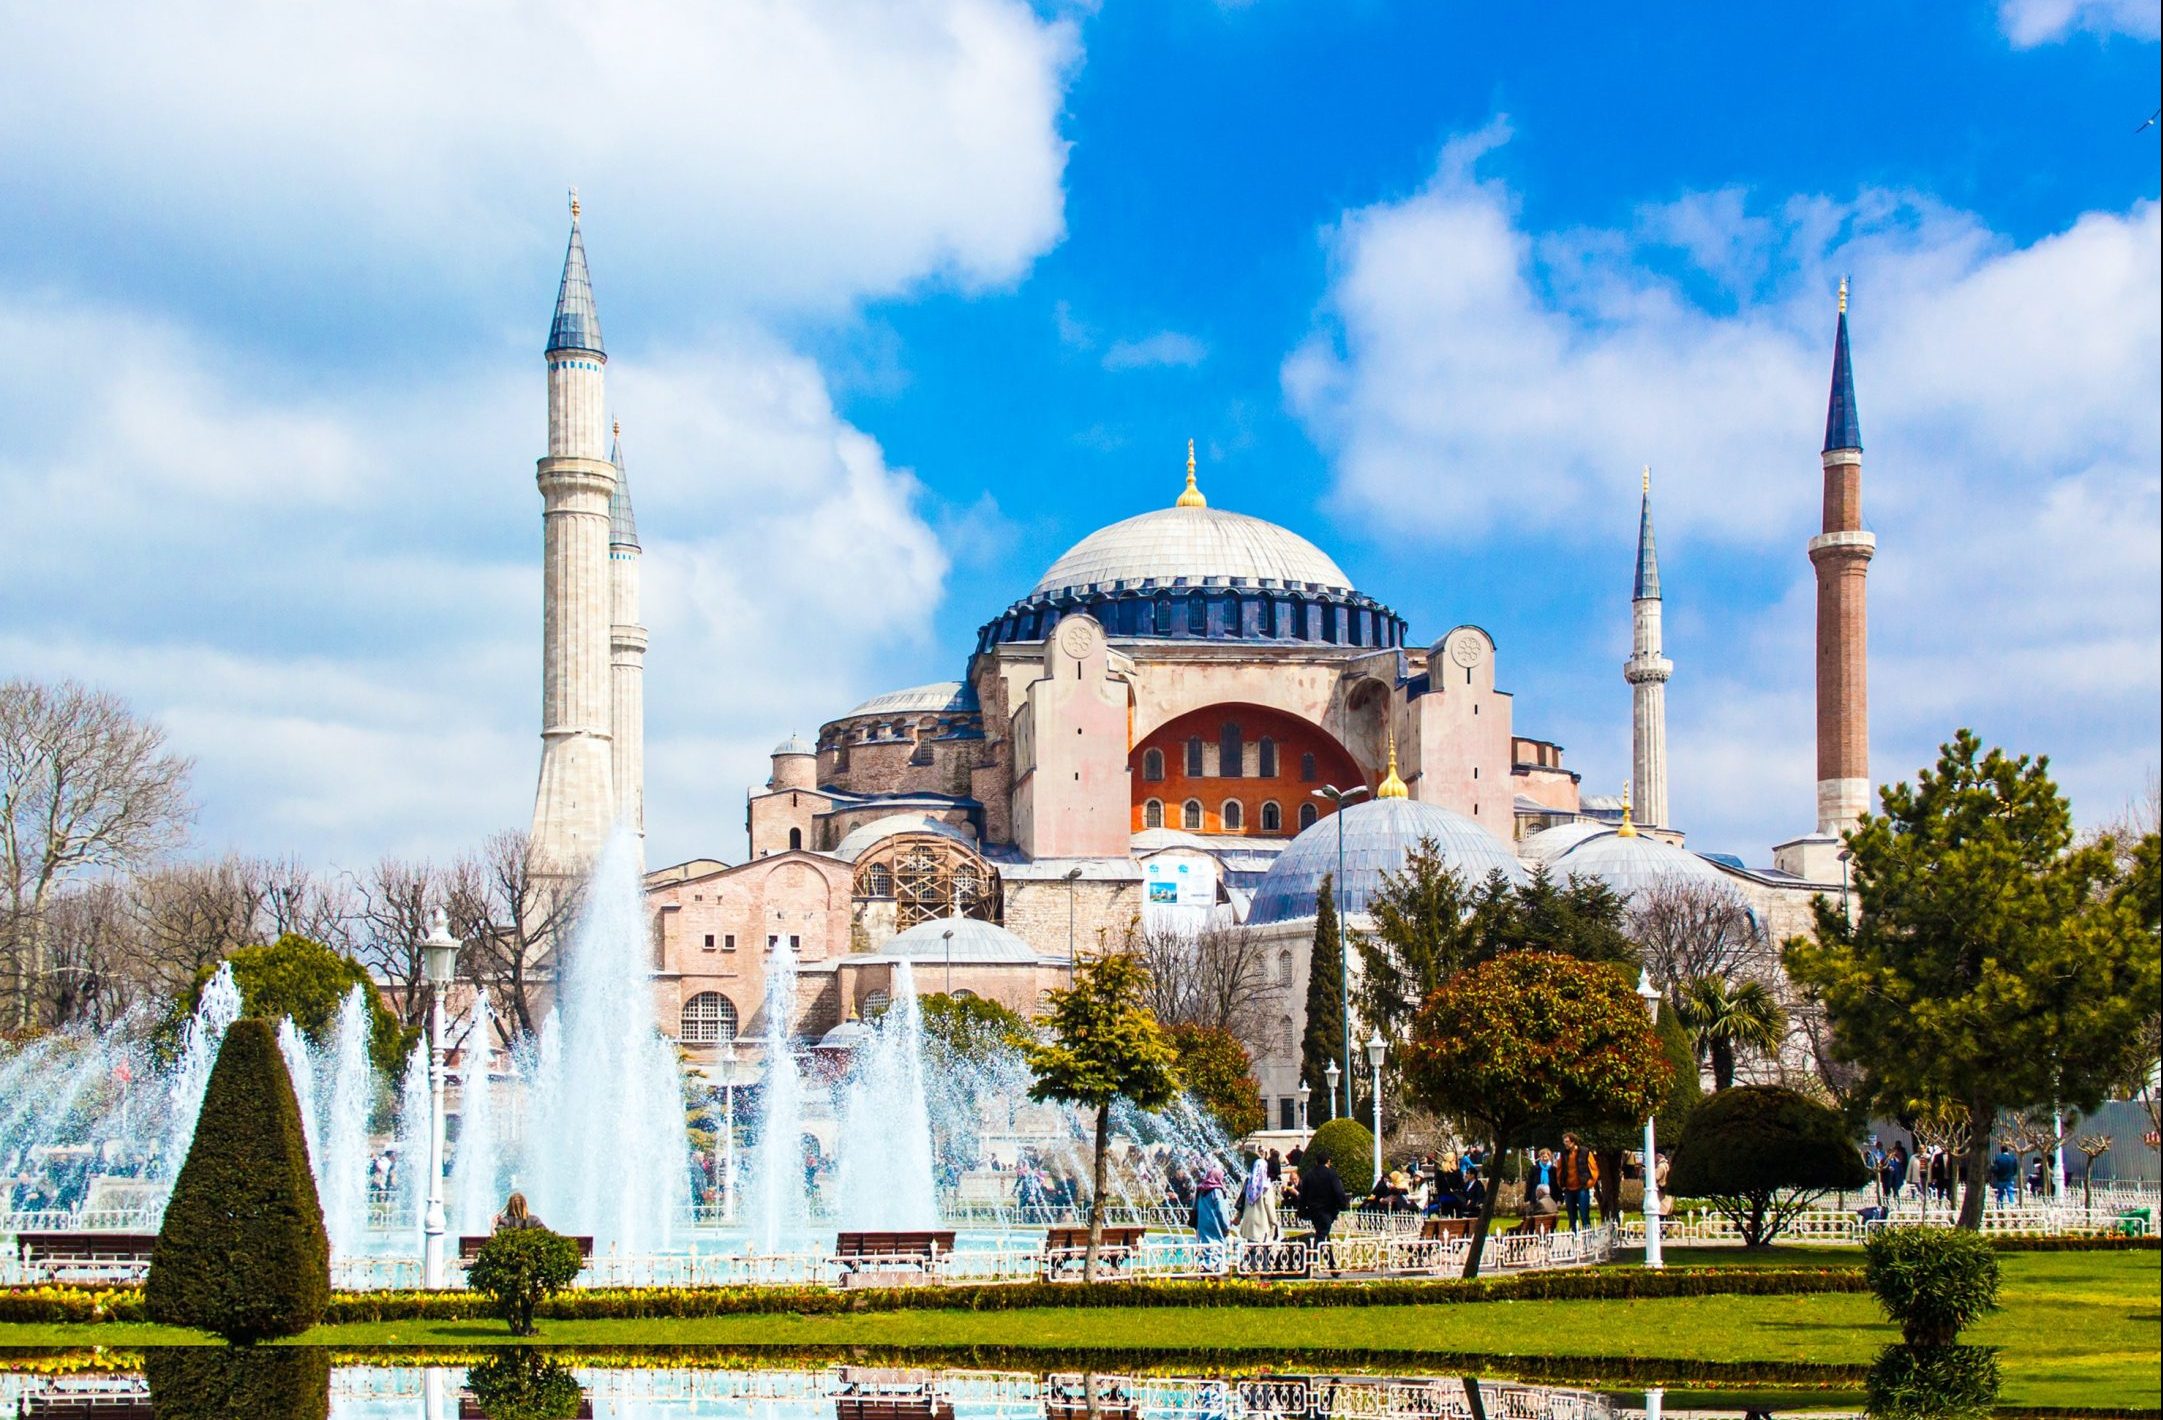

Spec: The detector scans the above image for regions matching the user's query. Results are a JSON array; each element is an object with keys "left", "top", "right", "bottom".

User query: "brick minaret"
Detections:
[
  {"left": 1624, "top": 467, "right": 1672, "bottom": 832},
  {"left": 1810, "top": 281, "right": 1874, "bottom": 838},
  {"left": 530, "top": 191, "right": 617, "bottom": 875}
]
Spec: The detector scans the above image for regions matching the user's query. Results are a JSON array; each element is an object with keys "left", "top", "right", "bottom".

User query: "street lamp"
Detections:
[
  {"left": 1296, "top": 1080, "right": 1312, "bottom": 1136},
  {"left": 1312, "top": 783, "right": 1370, "bottom": 1110},
  {"left": 1636, "top": 968, "right": 1665, "bottom": 1270},
  {"left": 419, "top": 909, "right": 461, "bottom": 1289},
  {"left": 1365, "top": 1032, "right": 1387, "bottom": 1186},
  {"left": 1063, "top": 865, "right": 1083, "bottom": 986},
  {"left": 1324, "top": 1060, "right": 1342, "bottom": 1122},
  {"left": 942, "top": 926, "right": 955, "bottom": 996},
  {"left": 720, "top": 1035, "right": 738, "bottom": 1224}
]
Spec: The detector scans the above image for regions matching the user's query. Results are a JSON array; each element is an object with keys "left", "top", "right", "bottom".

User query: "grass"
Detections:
[{"left": 0, "top": 1250, "right": 2151, "bottom": 1411}]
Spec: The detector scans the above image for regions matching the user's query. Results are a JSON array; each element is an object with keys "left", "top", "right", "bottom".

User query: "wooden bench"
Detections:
[
  {"left": 1419, "top": 1216, "right": 1472, "bottom": 1241},
  {"left": 458, "top": 1233, "right": 595, "bottom": 1265},
  {"left": 1040, "top": 1224, "right": 1150, "bottom": 1279},
  {"left": 833, "top": 1230, "right": 957, "bottom": 1287},
  {"left": 14, "top": 1232, "right": 159, "bottom": 1282}
]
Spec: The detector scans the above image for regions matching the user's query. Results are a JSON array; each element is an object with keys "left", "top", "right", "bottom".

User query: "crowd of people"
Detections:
[{"left": 1862, "top": 1136, "right": 2060, "bottom": 1208}]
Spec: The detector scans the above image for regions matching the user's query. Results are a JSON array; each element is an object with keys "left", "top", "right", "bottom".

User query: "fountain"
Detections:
[
  {"left": 317, "top": 987, "right": 376, "bottom": 1257},
  {"left": 451, "top": 994, "right": 500, "bottom": 1236},
  {"left": 833, "top": 961, "right": 937, "bottom": 1231},
  {"left": 393, "top": 1041, "right": 430, "bottom": 1247},
  {"left": 162, "top": 964, "right": 241, "bottom": 1177},
  {"left": 744, "top": 930, "right": 810, "bottom": 1251}
]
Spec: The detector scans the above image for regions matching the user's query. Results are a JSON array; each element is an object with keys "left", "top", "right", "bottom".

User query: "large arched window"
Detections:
[
  {"left": 1257, "top": 737, "right": 1278, "bottom": 778},
  {"left": 853, "top": 838, "right": 1001, "bottom": 929},
  {"left": 1219, "top": 722, "right": 1244, "bottom": 778},
  {"left": 1142, "top": 747, "right": 1165, "bottom": 782},
  {"left": 1143, "top": 798, "right": 1164, "bottom": 829},
  {"left": 1259, "top": 800, "right": 1282, "bottom": 833},
  {"left": 863, "top": 863, "right": 894, "bottom": 897},
  {"left": 1221, "top": 799, "right": 1244, "bottom": 832},
  {"left": 680, "top": 992, "right": 738, "bottom": 1045},
  {"left": 1300, "top": 752, "right": 1318, "bottom": 783},
  {"left": 1185, "top": 737, "right": 1205, "bottom": 776},
  {"left": 1298, "top": 801, "right": 1319, "bottom": 830},
  {"left": 1182, "top": 799, "right": 1204, "bottom": 831}
]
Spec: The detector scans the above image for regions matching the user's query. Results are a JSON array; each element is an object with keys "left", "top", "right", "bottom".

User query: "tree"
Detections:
[
  {"left": 1675, "top": 975, "right": 1788, "bottom": 1090},
  {"left": 467, "top": 1227, "right": 585, "bottom": 1336},
  {"left": 1631, "top": 877, "right": 1768, "bottom": 987},
  {"left": 1167, "top": 1023, "right": 1266, "bottom": 1139},
  {"left": 1026, "top": 952, "right": 1181, "bottom": 1281},
  {"left": 173, "top": 934, "right": 413, "bottom": 1077},
  {"left": 465, "top": 1351, "right": 587, "bottom": 1419},
  {"left": 919, "top": 991, "right": 1028, "bottom": 1067},
  {"left": 1784, "top": 731, "right": 2163, "bottom": 1227},
  {"left": 1400, "top": 952, "right": 1672, "bottom": 1278},
  {"left": 1, "top": 677, "right": 193, "bottom": 1027},
  {"left": 1134, "top": 919, "right": 1278, "bottom": 1042},
  {"left": 146, "top": 1018, "right": 330, "bottom": 1342},
  {"left": 1584, "top": 1004, "right": 1701, "bottom": 1223},
  {"left": 1666, "top": 1085, "right": 1868, "bottom": 1246},
  {"left": 448, "top": 830, "right": 580, "bottom": 1041},
  {"left": 1305, "top": 1116, "right": 1378, "bottom": 1198},
  {"left": 355, "top": 856, "right": 449, "bottom": 1032},
  {"left": 144, "top": 1349, "right": 330, "bottom": 1420},
  {"left": 1300, "top": 874, "right": 1346, "bottom": 1122}
]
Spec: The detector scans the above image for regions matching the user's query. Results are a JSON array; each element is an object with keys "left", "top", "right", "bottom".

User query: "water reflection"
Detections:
[{"left": 0, "top": 1364, "right": 1862, "bottom": 1420}]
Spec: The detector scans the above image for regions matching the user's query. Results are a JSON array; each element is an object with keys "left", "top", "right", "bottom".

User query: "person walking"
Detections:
[
  {"left": 1297, "top": 1152, "right": 1351, "bottom": 1271},
  {"left": 1556, "top": 1133, "right": 1598, "bottom": 1233},
  {"left": 1990, "top": 1141, "right": 2020, "bottom": 1208},
  {"left": 1237, "top": 1155, "right": 1278, "bottom": 1246},
  {"left": 1194, "top": 1163, "right": 1232, "bottom": 1270}
]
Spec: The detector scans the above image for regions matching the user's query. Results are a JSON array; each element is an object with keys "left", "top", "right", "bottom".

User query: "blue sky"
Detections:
[{"left": 2, "top": 0, "right": 2157, "bottom": 873}]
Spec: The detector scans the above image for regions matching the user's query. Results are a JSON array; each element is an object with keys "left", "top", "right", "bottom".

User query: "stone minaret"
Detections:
[
  {"left": 529, "top": 191, "right": 617, "bottom": 875},
  {"left": 1811, "top": 281, "right": 1873, "bottom": 838},
  {"left": 608, "top": 420, "right": 647, "bottom": 843},
  {"left": 1624, "top": 468, "right": 1672, "bottom": 831}
]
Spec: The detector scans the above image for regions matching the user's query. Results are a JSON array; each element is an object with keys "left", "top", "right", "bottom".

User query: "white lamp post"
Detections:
[
  {"left": 1365, "top": 1032, "right": 1386, "bottom": 1187},
  {"left": 1296, "top": 1080, "right": 1311, "bottom": 1137},
  {"left": 1324, "top": 1060, "right": 1341, "bottom": 1123},
  {"left": 420, "top": 909, "right": 461, "bottom": 1289},
  {"left": 942, "top": 926, "right": 955, "bottom": 996},
  {"left": 1636, "top": 968, "right": 1665, "bottom": 1270},
  {"left": 720, "top": 1035, "right": 738, "bottom": 1224}
]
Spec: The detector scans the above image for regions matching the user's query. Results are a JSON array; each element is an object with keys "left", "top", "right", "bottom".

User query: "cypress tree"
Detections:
[
  {"left": 147, "top": 1017, "right": 330, "bottom": 1343},
  {"left": 1301, "top": 874, "right": 1346, "bottom": 1122}
]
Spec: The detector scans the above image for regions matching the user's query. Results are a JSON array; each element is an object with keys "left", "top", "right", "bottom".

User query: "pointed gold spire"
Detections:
[
  {"left": 1376, "top": 729, "right": 1408, "bottom": 799},
  {"left": 1176, "top": 438, "right": 1207, "bottom": 508},
  {"left": 1642, "top": 464, "right": 1650, "bottom": 495},
  {"left": 1617, "top": 778, "right": 1638, "bottom": 838},
  {"left": 570, "top": 186, "right": 581, "bottom": 220},
  {"left": 1837, "top": 275, "right": 1847, "bottom": 315}
]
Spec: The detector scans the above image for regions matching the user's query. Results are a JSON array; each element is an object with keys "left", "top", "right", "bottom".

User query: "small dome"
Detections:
[
  {"left": 1033, "top": 506, "right": 1352, "bottom": 598},
  {"left": 1550, "top": 831, "right": 1741, "bottom": 905},
  {"left": 816, "top": 1017, "right": 874, "bottom": 1051},
  {"left": 840, "top": 682, "right": 978, "bottom": 719},
  {"left": 1517, "top": 819, "right": 1612, "bottom": 866},
  {"left": 831, "top": 814, "right": 978, "bottom": 862},
  {"left": 1248, "top": 797, "right": 1526, "bottom": 926},
  {"left": 880, "top": 917, "right": 1042, "bottom": 965},
  {"left": 772, "top": 733, "right": 815, "bottom": 757}
]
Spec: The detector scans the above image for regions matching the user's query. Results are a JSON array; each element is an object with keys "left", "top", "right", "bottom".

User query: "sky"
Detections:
[{"left": 2, "top": 0, "right": 2157, "bottom": 875}]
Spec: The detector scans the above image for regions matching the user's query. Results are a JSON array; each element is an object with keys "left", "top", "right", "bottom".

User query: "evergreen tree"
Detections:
[
  {"left": 1785, "top": 730, "right": 2162, "bottom": 1228},
  {"left": 170, "top": 934, "right": 413, "bottom": 1076},
  {"left": 1300, "top": 874, "right": 1346, "bottom": 1121},
  {"left": 145, "top": 1348, "right": 330, "bottom": 1420},
  {"left": 147, "top": 1017, "right": 330, "bottom": 1342},
  {"left": 1675, "top": 975, "right": 1788, "bottom": 1090}
]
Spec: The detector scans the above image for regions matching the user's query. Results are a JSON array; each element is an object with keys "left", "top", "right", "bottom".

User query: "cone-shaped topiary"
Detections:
[
  {"left": 146, "top": 1347, "right": 330, "bottom": 1420},
  {"left": 147, "top": 1016, "right": 330, "bottom": 1343}
]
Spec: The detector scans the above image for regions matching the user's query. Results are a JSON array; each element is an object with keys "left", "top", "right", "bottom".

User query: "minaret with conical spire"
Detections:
[
  {"left": 1811, "top": 279, "right": 1874, "bottom": 839},
  {"left": 1624, "top": 467, "right": 1673, "bottom": 832},
  {"left": 530, "top": 189, "right": 618, "bottom": 876},
  {"left": 609, "top": 419, "right": 647, "bottom": 846}
]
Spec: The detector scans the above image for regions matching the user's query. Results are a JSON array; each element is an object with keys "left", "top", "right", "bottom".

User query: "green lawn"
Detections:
[{"left": 0, "top": 1250, "right": 2152, "bottom": 1411}]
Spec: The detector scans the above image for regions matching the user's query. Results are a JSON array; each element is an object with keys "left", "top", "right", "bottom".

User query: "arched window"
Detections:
[
  {"left": 680, "top": 992, "right": 738, "bottom": 1045},
  {"left": 1142, "top": 747, "right": 1165, "bottom": 782},
  {"left": 1182, "top": 799, "right": 1203, "bottom": 831},
  {"left": 1260, "top": 800, "right": 1282, "bottom": 833},
  {"left": 952, "top": 863, "right": 982, "bottom": 913},
  {"left": 1187, "top": 594, "right": 1208, "bottom": 636},
  {"left": 1300, "top": 752, "right": 1318, "bottom": 783},
  {"left": 1298, "top": 801, "right": 1318, "bottom": 830},
  {"left": 1219, "top": 721, "right": 1244, "bottom": 778},
  {"left": 1224, "top": 594, "right": 1243, "bottom": 637},
  {"left": 1277, "top": 950, "right": 1294, "bottom": 986},
  {"left": 951, "top": 988, "right": 978, "bottom": 1002},
  {"left": 1143, "top": 799, "right": 1164, "bottom": 829},
  {"left": 1257, "top": 737, "right": 1277, "bottom": 778},
  {"left": 1154, "top": 597, "right": 1174, "bottom": 635},
  {"left": 863, "top": 989, "right": 892, "bottom": 1018},
  {"left": 855, "top": 840, "right": 1002, "bottom": 928},
  {"left": 864, "top": 863, "right": 894, "bottom": 897},
  {"left": 788, "top": 827, "right": 803, "bottom": 851},
  {"left": 1221, "top": 799, "right": 1244, "bottom": 832},
  {"left": 1185, "top": 737, "right": 1205, "bottom": 776}
]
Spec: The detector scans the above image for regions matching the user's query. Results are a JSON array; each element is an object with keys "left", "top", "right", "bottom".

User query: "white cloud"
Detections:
[
  {"left": 1286, "top": 133, "right": 2161, "bottom": 853},
  {"left": 0, "top": 0, "right": 1078, "bottom": 315},
  {"left": 1102, "top": 330, "right": 1209, "bottom": 371},
  {"left": 0, "top": 294, "right": 953, "bottom": 869},
  {"left": 1998, "top": 0, "right": 2161, "bottom": 45}
]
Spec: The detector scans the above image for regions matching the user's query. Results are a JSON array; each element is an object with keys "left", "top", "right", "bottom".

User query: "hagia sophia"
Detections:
[{"left": 525, "top": 198, "right": 1877, "bottom": 1126}]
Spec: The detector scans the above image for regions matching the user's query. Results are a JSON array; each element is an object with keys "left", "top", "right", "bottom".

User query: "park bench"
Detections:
[
  {"left": 833, "top": 1230, "right": 958, "bottom": 1287},
  {"left": 833, "top": 1371, "right": 957, "bottom": 1420},
  {"left": 1040, "top": 1224, "right": 1150, "bottom": 1279},
  {"left": 1418, "top": 1216, "right": 1472, "bottom": 1241},
  {"left": 461, "top": 1399, "right": 592, "bottom": 1420},
  {"left": 13, "top": 1232, "right": 158, "bottom": 1283},
  {"left": 457, "top": 1234, "right": 595, "bottom": 1265}
]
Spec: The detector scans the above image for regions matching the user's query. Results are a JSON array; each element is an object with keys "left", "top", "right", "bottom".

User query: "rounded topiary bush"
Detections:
[
  {"left": 1864, "top": 1224, "right": 2002, "bottom": 1347},
  {"left": 1304, "top": 1117, "right": 1377, "bottom": 1197},
  {"left": 466, "top": 1350, "right": 587, "bottom": 1419},
  {"left": 1864, "top": 1342, "right": 2001, "bottom": 1420},
  {"left": 146, "top": 1346, "right": 330, "bottom": 1420},
  {"left": 146, "top": 1017, "right": 330, "bottom": 1343},
  {"left": 1666, "top": 1084, "right": 1869, "bottom": 1246},
  {"left": 468, "top": 1226, "right": 586, "bottom": 1335}
]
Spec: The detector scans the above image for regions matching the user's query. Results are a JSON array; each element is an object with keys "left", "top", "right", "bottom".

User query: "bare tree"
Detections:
[
  {"left": 1630, "top": 878, "right": 1768, "bottom": 989},
  {"left": 448, "top": 830, "right": 578, "bottom": 1041},
  {"left": 1131, "top": 919, "right": 1279, "bottom": 1044},
  {"left": 127, "top": 855, "right": 266, "bottom": 995},
  {"left": 1, "top": 678, "right": 193, "bottom": 1025},
  {"left": 355, "top": 857, "right": 447, "bottom": 1030},
  {"left": 38, "top": 879, "right": 141, "bottom": 1028}
]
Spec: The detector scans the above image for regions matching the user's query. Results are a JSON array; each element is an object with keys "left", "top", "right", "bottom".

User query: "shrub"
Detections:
[
  {"left": 1864, "top": 1225, "right": 2002, "bottom": 1347},
  {"left": 1666, "top": 1085, "right": 1869, "bottom": 1247},
  {"left": 1303, "top": 1117, "right": 1377, "bottom": 1197},
  {"left": 170, "top": 935, "right": 413, "bottom": 1075},
  {"left": 145, "top": 1346, "right": 330, "bottom": 1420},
  {"left": 1864, "top": 1343, "right": 2001, "bottom": 1420},
  {"left": 146, "top": 1018, "right": 330, "bottom": 1343},
  {"left": 465, "top": 1350, "right": 587, "bottom": 1419},
  {"left": 1167, "top": 1023, "right": 1266, "bottom": 1139},
  {"left": 468, "top": 1227, "right": 586, "bottom": 1335}
]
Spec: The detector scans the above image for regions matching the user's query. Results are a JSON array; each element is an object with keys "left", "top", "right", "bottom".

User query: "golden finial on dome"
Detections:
[
  {"left": 1642, "top": 464, "right": 1650, "bottom": 495},
  {"left": 1377, "top": 729, "right": 1408, "bottom": 799},
  {"left": 1176, "top": 438, "right": 1207, "bottom": 508},
  {"left": 1617, "top": 778, "right": 1638, "bottom": 838},
  {"left": 1837, "top": 275, "right": 1847, "bottom": 315}
]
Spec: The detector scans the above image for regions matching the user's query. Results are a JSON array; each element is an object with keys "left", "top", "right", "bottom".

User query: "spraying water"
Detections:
[
  {"left": 451, "top": 994, "right": 499, "bottom": 1235},
  {"left": 393, "top": 1041, "right": 430, "bottom": 1248},
  {"left": 162, "top": 965, "right": 241, "bottom": 1177},
  {"left": 833, "top": 961, "right": 937, "bottom": 1231},
  {"left": 277, "top": 1018, "right": 323, "bottom": 1174},
  {"left": 318, "top": 987, "right": 377, "bottom": 1257},
  {"left": 745, "top": 932, "right": 809, "bottom": 1251}
]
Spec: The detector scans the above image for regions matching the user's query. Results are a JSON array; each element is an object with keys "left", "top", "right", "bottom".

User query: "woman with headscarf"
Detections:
[
  {"left": 1194, "top": 1161, "right": 1232, "bottom": 1266},
  {"left": 1237, "top": 1154, "right": 1278, "bottom": 1245}
]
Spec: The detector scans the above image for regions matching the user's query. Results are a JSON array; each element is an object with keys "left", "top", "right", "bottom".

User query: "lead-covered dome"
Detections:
[
  {"left": 1549, "top": 830, "right": 1742, "bottom": 905},
  {"left": 880, "top": 917, "right": 1042, "bottom": 964},
  {"left": 1248, "top": 797, "right": 1527, "bottom": 925},
  {"left": 1032, "top": 506, "right": 1353, "bottom": 598}
]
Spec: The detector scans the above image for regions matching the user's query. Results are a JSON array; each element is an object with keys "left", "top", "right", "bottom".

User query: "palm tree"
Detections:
[{"left": 1675, "top": 976, "right": 1787, "bottom": 1090}]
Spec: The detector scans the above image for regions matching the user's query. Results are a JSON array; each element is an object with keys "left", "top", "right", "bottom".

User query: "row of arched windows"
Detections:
[
  {"left": 1141, "top": 798, "right": 1317, "bottom": 834},
  {"left": 1139, "top": 732, "right": 1317, "bottom": 783}
]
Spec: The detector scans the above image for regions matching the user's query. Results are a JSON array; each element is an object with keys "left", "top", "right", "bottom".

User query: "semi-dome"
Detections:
[
  {"left": 831, "top": 814, "right": 978, "bottom": 862},
  {"left": 879, "top": 917, "right": 1042, "bottom": 964},
  {"left": 1032, "top": 506, "right": 1353, "bottom": 598},
  {"left": 1248, "top": 797, "right": 1527, "bottom": 926},
  {"left": 1549, "top": 830, "right": 1742, "bottom": 904},
  {"left": 840, "top": 682, "right": 978, "bottom": 719},
  {"left": 1517, "top": 819, "right": 1613, "bottom": 866}
]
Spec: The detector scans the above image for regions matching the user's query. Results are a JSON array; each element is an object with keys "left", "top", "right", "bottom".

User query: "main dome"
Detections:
[{"left": 1032, "top": 506, "right": 1353, "bottom": 598}]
